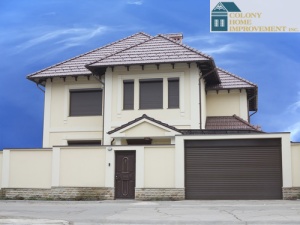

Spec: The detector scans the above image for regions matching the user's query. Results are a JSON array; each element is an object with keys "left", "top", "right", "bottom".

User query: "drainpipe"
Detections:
[
  {"left": 92, "top": 73, "right": 105, "bottom": 145},
  {"left": 247, "top": 93, "right": 257, "bottom": 122},
  {"left": 199, "top": 72, "right": 202, "bottom": 129}
]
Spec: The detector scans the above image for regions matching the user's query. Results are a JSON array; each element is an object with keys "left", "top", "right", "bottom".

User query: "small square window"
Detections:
[{"left": 69, "top": 89, "right": 102, "bottom": 116}]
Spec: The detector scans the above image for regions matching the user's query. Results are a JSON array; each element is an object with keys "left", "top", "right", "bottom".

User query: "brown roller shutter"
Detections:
[
  {"left": 70, "top": 89, "right": 102, "bottom": 116},
  {"left": 139, "top": 79, "right": 163, "bottom": 109},
  {"left": 123, "top": 80, "right": 134, "bottom": 110},
  {"left": 185, "top": 139, "right": 282, "bottom": 200},
  {"left": 168, "top": 78, "right": 179, "bottom": 108}
]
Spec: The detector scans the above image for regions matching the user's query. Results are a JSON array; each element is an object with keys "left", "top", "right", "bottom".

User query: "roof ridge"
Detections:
[
  {"left": 86, "top": 35, "right": 157, "bottom": 67},
  {"left": 232, "top": 114, "right": 262, "bottom": 131},
  {"left": 217, "top": 67, "right": 257, "bottom": 87},
  {"left": 157, "top": 34, "right": 213, "bottom": 60},
  {"left": 27, "top": 32, "right": 151, "bottom": 79}
]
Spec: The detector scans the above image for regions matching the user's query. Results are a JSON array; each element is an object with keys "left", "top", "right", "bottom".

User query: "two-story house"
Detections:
[{"left": 0, "top": 32, "right": 299, "bottom": 200}]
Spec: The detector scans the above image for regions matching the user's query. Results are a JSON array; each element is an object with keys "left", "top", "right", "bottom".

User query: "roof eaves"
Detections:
[
  {"left": 27, "top": 32, "right": 152, "bottom": 80},
  {"left": 217, "top": 67, "right": 257, "bottom": 87},
  {"left": 232, "top": 114, "right": 262, "bottom": 131}
]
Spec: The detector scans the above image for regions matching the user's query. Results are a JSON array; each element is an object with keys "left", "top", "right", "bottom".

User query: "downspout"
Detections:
[
  {"left": 36, "top": 83, "right": 45, "bottom": 93},
  {"left": 248, "top": 93, "right": 258, "bottom": 122},
  {"left": 92, "top": 73, "right": 105, "bottom": 145},
  {"left": 199, "top": 71, "right": 202, "bottom": 129}
]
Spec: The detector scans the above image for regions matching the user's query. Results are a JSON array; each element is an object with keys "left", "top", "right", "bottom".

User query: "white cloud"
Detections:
[
  {"left": 185, "top": 35, "right": 226, "bottom": 45},
  {"left": 15, "top": 25, "right": 108, "bottom": 52},
  {"left": 126, "top": 0, "right": 143, "bottom": 5},
  {"left": 286, "top": 122, "right": 300, "bottom": 141},
  {"left": 286, "top": 92, "right": 300, "bottom": 114},
  {"left": 202, "top": 44, "right": 238, "bottom": 55}
]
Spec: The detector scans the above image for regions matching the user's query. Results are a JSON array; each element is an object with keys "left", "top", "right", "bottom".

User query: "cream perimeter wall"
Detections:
[
  {"left": 1, "top": 142, "right": 300, "bottom": 190},
  {"left": 43, "top": 76, "right": 104, "bottom": 147},
  {"left": 0, "top": 152, "right": 2, "bottom": 188},
  {"left": 59, "top": 148, "right": 106, "bottom": 187},
  {"left": 144, "top": 146, "right": 175, "bottom": 188},
  {"left": 9, "top": 150, "right": 52, "bottom": 188},
  {"left": 292, "top": 143, "right": 300, "bottom": 186}
]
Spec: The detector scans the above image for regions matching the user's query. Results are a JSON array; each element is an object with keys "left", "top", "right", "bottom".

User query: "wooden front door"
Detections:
[{"left": 115, "top": 151, "right": 136, "bottom": 199}]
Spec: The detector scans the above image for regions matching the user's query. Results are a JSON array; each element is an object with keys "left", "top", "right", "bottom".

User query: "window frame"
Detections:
[
  {"left": 123, "top": 80, "right": 134, "bottom": 110},
  {"left": 168, "top": 77, "right": 180, "bottom": 109},
  {"left": 139, "top": 78, "right": 163, "bottom": 110},
  {"left": 69, "top": 88, "right": 103, "bottom": 117}
]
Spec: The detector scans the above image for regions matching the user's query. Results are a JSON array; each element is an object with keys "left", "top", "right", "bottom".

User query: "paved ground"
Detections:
[{"left": 0, "top": 200, "right": 300, "bottom": 224}]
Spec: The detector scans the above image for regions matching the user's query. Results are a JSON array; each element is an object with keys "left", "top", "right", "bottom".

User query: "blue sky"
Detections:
[{"left": 0, "top": 0, "right": 299, "bottom": 149}]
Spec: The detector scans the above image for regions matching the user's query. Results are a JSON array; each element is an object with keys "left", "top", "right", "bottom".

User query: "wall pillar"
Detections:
[
  {"left": 2, "top": 150, "right": 10, "bottom": 188},
  {"left": 51, "top": 147, "right": 60, "bottom": 186}
]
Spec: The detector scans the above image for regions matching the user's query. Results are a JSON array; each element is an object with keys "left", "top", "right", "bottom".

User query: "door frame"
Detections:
[{"left": 114, "top": 150, "right": 136, "bottom": 199}]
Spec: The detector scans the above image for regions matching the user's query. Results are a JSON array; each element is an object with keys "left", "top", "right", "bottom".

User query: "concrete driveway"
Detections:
[{"left": 0, "top": 200, "right": 299, "bottom": 224}]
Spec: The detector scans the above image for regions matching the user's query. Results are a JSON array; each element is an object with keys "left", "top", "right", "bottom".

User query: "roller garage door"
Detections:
[{"left": 185, "top": 139, "right": 282, "bottom": 200}]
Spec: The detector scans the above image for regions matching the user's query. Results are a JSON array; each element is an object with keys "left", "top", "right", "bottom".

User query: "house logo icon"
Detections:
[{"left": 211, "top": 2, "right": 241, "bottom": 31}]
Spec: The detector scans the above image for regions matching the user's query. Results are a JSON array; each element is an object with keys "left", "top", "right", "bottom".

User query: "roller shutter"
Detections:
[{"left": 185, "top": 139, "right": 282, "bottom": 200}]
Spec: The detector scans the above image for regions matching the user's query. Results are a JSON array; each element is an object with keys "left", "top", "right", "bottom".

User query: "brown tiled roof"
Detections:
[
  {"left": 107, "top": 114, "right": 181, "bottom": 134},
  {"left": 205, "top": 115, "right": 262, "bottom": 131},
  {"left": 27, "top": 32, "right": 151, "bottom": 80},
  {"left": 207, "top": 68, "right": 257, "bottom": 89},
  {"left": 87, "top": 35, "right": 212, "bottom": 67}
]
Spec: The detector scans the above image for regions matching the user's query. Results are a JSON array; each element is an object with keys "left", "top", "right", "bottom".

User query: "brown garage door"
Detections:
[{"left": 185, "top": 139, "right": 282, "bottom": 200}]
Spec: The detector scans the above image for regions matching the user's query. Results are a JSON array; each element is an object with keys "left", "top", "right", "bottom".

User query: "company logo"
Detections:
[
  {"left": 210, "top": 0, "right": 299, "bottom": 33},
  {"left": 211, "top": 2, "right": 241, "bottom": 31}
]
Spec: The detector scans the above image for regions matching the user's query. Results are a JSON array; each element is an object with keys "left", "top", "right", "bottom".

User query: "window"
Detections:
[
  {"left": 123, "top": 80, "right": 134, "bottom": 110},
  {"left": 214, "top": 19, "right": 219, "bottom": 27},
  {"left": 168, "top": 78, "right": 179, "bottom": 108},
  {"left": 139, "top": 79, "right": 163, "bottom": 109},
  {"left": 126, "top": 138, "right": 152, "bottom": 145},
  {"left": 220, "top": 19, "right": 225, "bottom": 27},
  {"left": 69, "top": 89, "right": 102, "bottom": 116},
  {"left": 68, "top": 140, "right": 101, "bottom": 146}
]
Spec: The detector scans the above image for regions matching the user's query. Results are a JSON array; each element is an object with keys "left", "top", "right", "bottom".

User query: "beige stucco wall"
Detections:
[
  {"left": 292, "top": 143, "right": 300, "bottom": 186},
  {"left": 44, "top": 76, "right": 103, "bottom": 147},
  {"left": 59, "top": 147, "right": 106, "bottom": 187},
  {"left": 109, "top": 63, "right": 197, "bottom": 130},
  {"left": 9, "top": 150, "right": 52, "bottom": 188},
  {"left": 206, "top": 89, "right": 248, "bottom": 121},
  {"left": 144, "top": 146, "right": 175, "bottom": 188},
  {"left": 49, "top": 131, "right": 102, "bottom": 146},
  {"left": 0, "top": 152, "right": 2, "bottom": 188}
]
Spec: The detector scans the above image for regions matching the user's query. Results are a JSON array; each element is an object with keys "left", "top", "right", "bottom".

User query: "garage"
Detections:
[{"left": 185, "top": 139, "right": 282, "bottom": 200}]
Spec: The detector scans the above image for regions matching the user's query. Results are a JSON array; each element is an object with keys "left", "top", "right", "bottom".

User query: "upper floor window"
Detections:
[
  {"left": 123, "top": 80, "right": 134, "bottom": 110},
  {"left": 139, "top": 78, "right": 163, "bottom": 109},
  {"left": 69, "top": 89, "right": 102, "bottom": 116},
  {"left": 168, "top": 78, "right": 179, "bottom": 108}
]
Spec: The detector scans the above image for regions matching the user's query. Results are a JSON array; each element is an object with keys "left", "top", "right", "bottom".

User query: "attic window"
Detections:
[
  {"left": 126, "top": 139, "right": 152, "bottom": 145},
  {"left": 69, "top": 89, "right": 102, "bottom": 116},
  {"left": 68, "top": 140, "right": 101, "bottom": 146}
]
